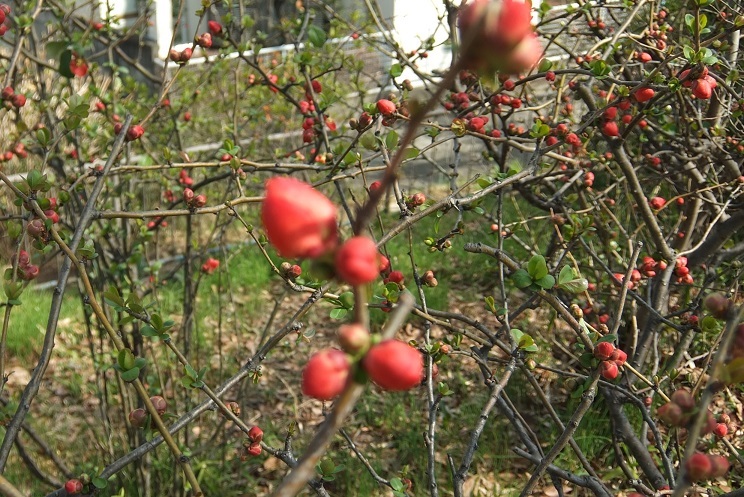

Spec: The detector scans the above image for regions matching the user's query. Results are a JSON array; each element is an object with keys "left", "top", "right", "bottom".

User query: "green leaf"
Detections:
[
  {"left": 46, "top": 41, "right": 69, "bottom": 59},
  {"left": 557, "top": 277, "right": 588, "bottom": 294},
  {"left": 385, "top": 130, "right": 399, "bottom": 149},
  {"left": 527, "top": 255, "right": 549, "bottom": 280},
  {"left": 141, "top": 325, "right": 159, "bottom": 337},
  {"left": 390, "top": 478, "right": 404, "bottom": 491},
  {"left": 510, "top": 329, "right": 525, "bottom": 343},
  {"left": 401, "top": 147, "right": 419, "bottom": 160},
  {"left": 329, "top": 308, "right": 347, "bottom": 320},
  {"left": 185, "top": 364, "right": 197, "bottom": 379},
  {"left": 596, "top": 334, "right": 617, "bottom": 344},
  {"left": 558, "top": 265, "right": 574, "bottom": 284},
  {"left": 59, "top": 49, "right": 74, "bottom": 78},
  {"left": 307, "top": 25, "right": 327, "bottom": 47},
  {"left": 120, "top": 367, "right": 140, "bottom": 382},
  {"left": 389, "top": 63, "right": 403, "bottom": 78},
  {"left": 133, "top": 357, "right": 147, "bottom": 369},
  {"left": 511, "top": 269, "right": 533, "bottom": 289},
  {"left": 92, "top": 477, "right": 108, "bottom": 489},
  {"left": 535, "top": 274, "right": 555, "bottom": 290}
]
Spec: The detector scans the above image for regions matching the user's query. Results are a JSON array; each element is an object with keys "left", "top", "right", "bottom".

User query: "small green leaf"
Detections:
[
  {"left": 92, "top": 477, "right": 108, "bottom": 489},
  {"left": 59, "top": 49, "right": 74, "bottom": 78},
  {"left": 385, "top": 130, "right": 399, "bottom": 149},
  {"left": 535, "top": 274, "right": 555, "bottom": 290},
  {"left": 390, "top": 478, "right": 404, "bottom": 491},
  {"left": 120, "top": 367, "right": 140, "bottom": 382},
  {"left": 389, "top": 63, "right": 403, "bottom": 78},
  {"left": 558, "top": 277, "right": 588, "bottom": 294},
  {"left": 511, "top": 269, "right": 533, "bottom": 289},
  {"left": 527, "top": 255, "right": 549, "bottom": 280},
  {"left": 596, "top": 334, "right": 617, "bottom": 344},
  {"left": 329, "top": 308, "right": 347, "bottom": 320},
  {"left": 307, "top": 26, "right": 327, "bottom": 47}
]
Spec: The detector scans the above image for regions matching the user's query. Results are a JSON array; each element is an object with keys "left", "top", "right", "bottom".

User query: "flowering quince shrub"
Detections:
[{"left": 1, "top": 1, "right": 744, "bottom": 497}]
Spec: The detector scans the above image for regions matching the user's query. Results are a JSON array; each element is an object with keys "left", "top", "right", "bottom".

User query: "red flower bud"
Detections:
[
  {"left": 129, "top": 408, "right": 148, "bottom": 428},
  {"left": 208, "top": 20, "right": 223, "bottom": 36},
  {"left": 713, "top": 423, "right": 727, "bottom": 437},
  {"left": 593, "top": 341, "right": 615, "bottom": 361},
  {"left": 376, "top": 99, "right": 396, "bottom": 116},
  {"left": 149, "top": 395, "right": 167, "bottom": 416},
  {"left": 302, "top": 349, "right": 350, "bottom": 400},
  {"left": 671, "top": 388, "right": 695, "bottom": 411},
  {"left": 337, "top": 323, "right": 370, "bottom": 354},
  {"left": 335, "top": 236, "right": 380, "bottom": 285},
  {"left": 657, "top": 402, "right": 684, "bottom": 426},
  {"left": 709, "top": 455, "right": 730, "bottom": 478},
  {"left": 248, "top": 425, "right": 263, "bottom": 444},
  {"left": 633, "top": 87, "right": 655, "bottom": 103},
  {"left": 65, "top": 479, "right": 84, "bottom": 495},
  {"left": 600, "top": 360, "right": 618, "bottom": 380},
  {"left": 685, "top": 452, "right": 712, "bottom": 482},
  {"left": 261, "top": 177, "right": 338, "bottom": 259},
  {"left": 363, "top": 340, "right": 424, "bottom": 391}
]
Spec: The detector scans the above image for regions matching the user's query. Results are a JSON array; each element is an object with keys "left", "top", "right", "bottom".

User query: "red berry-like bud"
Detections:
[
  {"left": 149, "top": 396, "right": 167, "bottom": 416},
  {"left": 633, "top": 87, "right": 655, "bottom": 103},
  {"left": 601, "top": 120, "right": 619, "bottom": 137},
  {"left": 261, "top": 177, "right": 338, "bottom": 259},
  {"left": 691, "top": 78, "right": 712, "bottom": 100},
  {"left": 600, "top": 360, "right": 618, "bottom": 380},
  {"left": 713, "top": 423, "right": 727, "bottom": 437},
  {"left": 11, "top": 93, "right": 26, "bottom": 108},
  {"left": 247, "top": 443, "right": 262, "bottom": 456},
  {"left": 612, "top": 349, "right": 627, "bottom": 367},
  {"left": 369, "top": 181, "right": 382, "bottom": 193},
  {"left": 207, "top": 20, "right": 223, "bottom": 36},
  {"left": 649, "top": 196, "right": 666, "bottom": 209},
  {"left": 376, "top": 99, "right": 396, "bottom": 116},
  {"left": 593, "top": 341, "right": 615, "bottom": 361},
  {"left": 302, "top": 349, "right": 350, "bottom": 400},
  {"left": 363, "top": 340, "right": 424, "bottom": 391},
  {"left": 193, "top": 194, "right": 207, "bottom": 208},
  {"left": 129, "top": 408, "right": 148, "bottom": 428},
  {"left": 335, "top": 236, "right": 380, "bottom": 285},
  {"left": 657, "top": 402, "right": 684, "bottom": 426},
  {"left": 196, "top": 32, "right": 212, "bottom": 48},
  {"left": 65, "top": 479, "right": 84, "bottom": 495},
  {"left": 1, "top": 86, "right": 13, "bottom": 100},
  {"left": 337, "top": 323, "right": 370, "bottom": 354},
  {"left": 685, "top": 452, "right": 712, "bottom": 482},
  {"left": 126, "top": 125, "right": 145, "bottom": 142},
  {"left": 385, "top": 270, "right": 405, "bottom": 285},
  {"left": 248, "top": 425, "right": 263, "bottom": 444},
  {"left": 709, "top": 455, "right": 730, "bottom": 478},
  {"left": 671, "top": 388, "right": 695, "bottom": 411},
  {"left": 183, "top": 188, "right": 194, "bottom": 203}
]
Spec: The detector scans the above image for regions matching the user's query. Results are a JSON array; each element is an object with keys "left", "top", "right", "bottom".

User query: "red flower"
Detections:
[
  {"left": 261, "top": 177, "right": 338, "bottom": 259},
  {"left": 201, "top": 257, "right": 220, "bottom": 274}
]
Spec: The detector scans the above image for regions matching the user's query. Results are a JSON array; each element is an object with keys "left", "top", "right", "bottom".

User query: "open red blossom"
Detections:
[
  {"left": 363, "top": 340, "right": 424, "bottom": 391},
  {"left": 261, "top": 177, "right": 338, "bottom": 259},
  {"left": 335, "top": 236, "right": 380, "bottom": 285}
]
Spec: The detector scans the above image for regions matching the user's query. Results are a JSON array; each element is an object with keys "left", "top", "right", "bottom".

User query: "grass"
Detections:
[{"left": 4, "top": 288, "right": 79, "bottom": 363}]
